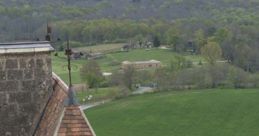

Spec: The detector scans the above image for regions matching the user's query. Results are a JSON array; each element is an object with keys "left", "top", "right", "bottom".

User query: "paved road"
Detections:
[
  {"left": 132, "top": 87, "right": 154, "bottom": 95},
  {"left": 80, "top": 87, "right": 155, "bottom": 110},
  {"left": 80, "top": 99, "right": 112, "bottom": 110}
]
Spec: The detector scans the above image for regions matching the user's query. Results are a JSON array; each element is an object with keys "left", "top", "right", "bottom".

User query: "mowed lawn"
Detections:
[
  {"left": 74, "top": 43, "right": 124, "bottom": 53},
  {"left": 76, "top": 87, "right": 121, "bottom": 103},
  {"left": 52, "top": 47, "right": 203, "bottom": 83},
  {"left": 52, "top": 52, "right": 85, "bottom": 84},
  {"left": 96, "top": 49, "right": 204, "bottom": 71},
  {"left": 85, "top": 89, "right": 259, "bottom": 136}
]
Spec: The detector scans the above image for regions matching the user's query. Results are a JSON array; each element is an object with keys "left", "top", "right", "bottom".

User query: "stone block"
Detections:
[
  {"left": 18, "top": 103, "right": 37, "bottom": 115},
  {"left": 0, "top": 59, "right": 5, "bottom": 70},
  {"left": 18, "top": 126, "right": 31, "bottom": 136},
  {"left": 4, "top": 111, "right": 17, "bottom": 126},
  {"left": 20, "top": 58, "right": 35, "bottom": 69},
  {"left": 0, "top": 93, "right": 6, "bottom": 105},
  {"left": 0, "top": 81, "right": 19, "bottom": 92},
  {"left": 35, "top": 68, "right": 47, "bottom": 80},
  {"left": 46, "top": 57, "right": 51, "bottom": 68},
  {"left": 22, "top": 80, "right": 35, "bottom": 92},
  {"left": 0, "top": 82, "right": 4, "bottom": 92},
  {"left": 0, "top": 103, "right": 16, "bottom": 119},
  {"left": 0, "top": 71, "right": 6, "bottom": 81},
  {"left": 7, "top": 93, "right": 16, "bottom": 103},
  {"left": 23, "top": 69, "right": 34, "bottom": 80},
  {"left": 35, "top": 79, "right": 48, "bottom": 90},
  {"left": 15, "top": 92, "right": 32, "bottom": 103},
  {"left": 7, "top": 70, "right": 23, "bottom": 80},
  {"left": 36, "top": 59, "right": 44, "bottom": 68},
  {"left": 19, "top": 59, "right": 27, "bottom": 69},
  {"left": 28, "top": 59, "right": 35, "bottom": 68},
  {"left": 6, "top": 59, "right": 18, "bottom": 69}
]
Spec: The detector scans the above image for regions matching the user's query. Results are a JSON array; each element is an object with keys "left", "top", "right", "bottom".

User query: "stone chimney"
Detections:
[{"left": 0, "top": 42, "right": 54, "bottom": 136}]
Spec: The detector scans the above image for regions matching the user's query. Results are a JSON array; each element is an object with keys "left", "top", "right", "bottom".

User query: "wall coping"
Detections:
[
  {"left": 0, "top": 41, "right": 54, "bottom": 54},
  {"left": 52, "top": 72, "right": 69, "bottom": 94}
]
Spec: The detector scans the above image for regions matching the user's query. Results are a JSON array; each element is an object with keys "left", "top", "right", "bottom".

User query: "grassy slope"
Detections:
[
  {"left": 76, "top": 87, "right": 120, "bottom": 103},
  {"left": 74, "top": 43, "right": 124, "bottom": 53},
  {"left": 86, "top": 89, "right": 259, "bottom": 136},
  {"left": 52, "top": 47, "right": 203, "bottom": 83},
  {"left": 98, "top": 49, "right": 203, "bottom": 71},
  {"left": 52, "top": 52, "right": 85, "bottom": 84}
]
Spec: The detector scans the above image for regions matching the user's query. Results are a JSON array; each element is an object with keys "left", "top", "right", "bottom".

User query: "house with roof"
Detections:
[{"left": 0, "top": 42, "right": 96, "bottom": 136}]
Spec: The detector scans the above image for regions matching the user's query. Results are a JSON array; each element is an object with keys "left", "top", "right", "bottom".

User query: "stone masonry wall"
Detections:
[{"left": 0, "top": 52, "right": 53, "bottom": 136}]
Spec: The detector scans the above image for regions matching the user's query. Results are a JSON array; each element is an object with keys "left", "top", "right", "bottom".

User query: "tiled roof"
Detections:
[
  {"left": 58, "top": 106, "right": 95, "bottom": 136},
  {"left": 34, "top": 73, "right": 95, "bottom": 136}
]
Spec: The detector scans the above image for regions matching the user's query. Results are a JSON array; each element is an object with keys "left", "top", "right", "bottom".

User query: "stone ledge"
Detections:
[{"left": 0, "top": 41, "right": 54, "bottom": 54}]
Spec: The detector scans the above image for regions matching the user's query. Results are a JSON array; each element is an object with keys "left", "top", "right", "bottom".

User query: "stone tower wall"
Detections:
[{"left": 0, "top": 43, "right": 53, "bottom": 136}]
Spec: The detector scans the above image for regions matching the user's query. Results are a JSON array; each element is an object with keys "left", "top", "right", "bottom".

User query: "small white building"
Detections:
[{"left": 102, "top": 72, "right": 112, "bottom": 76}]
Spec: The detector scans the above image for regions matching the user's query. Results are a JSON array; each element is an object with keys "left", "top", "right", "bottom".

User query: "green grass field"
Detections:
[
  {"left": 52, "top": 52, "right": 85, "bottom": 84},
  {"left": 99, "top": 49, "right": 204, "bottom": 71},
  {"left": 85, "top": 89, "right": 259, "bottom": 136},
  {"left": 76, "top": 87, "right": 121, "bottom": 103},
  {"left": 74, "top": 43, "right": 124, "bottom": 53},
  {"left": 52, "top": 47, "right": 203, "bottom": 83}
]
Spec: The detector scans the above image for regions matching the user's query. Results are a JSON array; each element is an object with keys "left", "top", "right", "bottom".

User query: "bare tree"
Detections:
[
  {"left": 80, "top": 60, "right": 104, "bottom": 89},
  {"left": 122, "top": 65, "right": 136, "bottom": 90}
]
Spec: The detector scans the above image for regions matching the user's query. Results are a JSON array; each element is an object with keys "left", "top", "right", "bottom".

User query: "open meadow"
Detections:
[
  {"left": 52, "top": 45, "right": 204, "bottom": 84},
  {"left": 73, "top": 43, "right": 124, "bottom": 53},
  {"left": 85, "top": 89, "right": 259, "bottom": 136}
]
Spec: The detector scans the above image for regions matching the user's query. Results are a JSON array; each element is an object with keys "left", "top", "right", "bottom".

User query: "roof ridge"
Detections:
[{"left": 57, "top": 106, "right": 96, "bottom": 136}]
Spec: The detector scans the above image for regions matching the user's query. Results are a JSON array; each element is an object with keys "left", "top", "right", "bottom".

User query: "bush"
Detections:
[
  {"left": 115, "top": 86, "right": 131, "bottom": 99},
  {"left": 108, "top": 60, "right": 120, "bottom": 66},
  {"left": 99, "top": 80, "right": 110, "bottom": 88},
  {"left": 58, "top": 45, "right": 64, "bottom": 51},
  {"left": 155, "top": 63, "right": 255, "bottom": 90},
  {"left": 249, "top": 73, "right": 259, "bottom": 88},
  {"left": 198, "top": 60, "right": 203, "bottom": 65}
]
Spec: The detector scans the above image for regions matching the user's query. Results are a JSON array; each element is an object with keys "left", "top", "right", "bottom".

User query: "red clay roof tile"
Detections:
[
  {"left": 58, "top": 106, "right": 95, "bottom": 136},
  {"left": 34, "top": 73, "right": 95, "bottom": 136}
]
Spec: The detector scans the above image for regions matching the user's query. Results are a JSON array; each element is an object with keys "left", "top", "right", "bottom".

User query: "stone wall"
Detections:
[
  {"left": 0, "top": 51, "right": 53, "bottom": 136},
  {"left": 122, "top": 60, "right": 162, "bottom": 70}
]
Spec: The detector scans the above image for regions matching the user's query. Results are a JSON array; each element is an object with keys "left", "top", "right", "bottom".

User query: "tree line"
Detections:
[{"left": 54, "top": 18, "right": 259, "bottom": 72}]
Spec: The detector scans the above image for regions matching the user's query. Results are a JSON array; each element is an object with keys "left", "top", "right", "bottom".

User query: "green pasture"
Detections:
[
  {"left": 99, "top": 48, "right": 204, "bottom": 71},
  {"left": 74, "top": 43, "right": 124, "bottom": 53},
  {"left": 86, "top": 89, "right": 259, "bottom": 136},
  {"left": 76, "top": 87, "right": 121, "bottom": 103},
  {"left": 52, "top": 52, "right": 85, "bottom": 84},
  {"left": 52, "top": 46, "right": 203, "bottom": 84}
]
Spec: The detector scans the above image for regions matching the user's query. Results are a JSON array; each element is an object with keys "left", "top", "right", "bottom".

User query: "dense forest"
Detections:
[
  {"left": 0, "top": 0, "right": 258, "bottom": 40},
  {"left": 0, "top": 0, "right": 259, "bottom": 72}
]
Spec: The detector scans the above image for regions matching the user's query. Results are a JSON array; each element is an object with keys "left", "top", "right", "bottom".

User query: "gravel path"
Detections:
[{"left": 80, "top": 87, "right": 154, "bottom": 110}]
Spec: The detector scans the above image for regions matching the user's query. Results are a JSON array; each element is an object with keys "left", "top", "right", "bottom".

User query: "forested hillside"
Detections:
[
  {"left": 0, "top": 0, "right": 259, "bottom": 72},
  {"left": 1, "top": 0, "right": 259, "bottom": 20},
  {"left": 0, "top": 0, "right": 258, "bottom": 40}
]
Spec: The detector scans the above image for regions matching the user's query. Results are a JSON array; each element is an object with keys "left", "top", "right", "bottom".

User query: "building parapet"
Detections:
[{"left": 0, "top": 41, "right": 54, "bottom": 54}]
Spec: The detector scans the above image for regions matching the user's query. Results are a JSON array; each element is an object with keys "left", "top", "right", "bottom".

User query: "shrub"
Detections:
[{"left": 155, "top": 63, "right": 255, "bottom": 90}]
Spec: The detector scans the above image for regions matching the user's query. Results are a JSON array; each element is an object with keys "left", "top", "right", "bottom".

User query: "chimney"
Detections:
[{"left": 0, "top": 41, "right": 54, "bottom": 136}]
